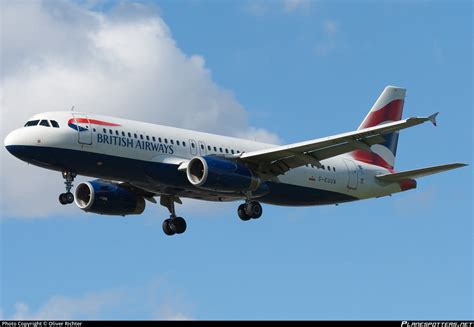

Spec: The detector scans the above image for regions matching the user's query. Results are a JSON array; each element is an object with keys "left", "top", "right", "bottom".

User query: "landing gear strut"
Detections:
[
  {"left": 160, "top": 195, "right": 187, "bottom": 236},
  {"left": 59, "top": 171, "right": 76, "bottom": 205},
  {"left": 238, "top": 201, "right": 263, "bottom": 221}
]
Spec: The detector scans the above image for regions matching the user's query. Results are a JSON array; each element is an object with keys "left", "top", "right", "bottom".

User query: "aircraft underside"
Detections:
[{"left": 8, "top": 144, "right": 357, "bottom": 206}]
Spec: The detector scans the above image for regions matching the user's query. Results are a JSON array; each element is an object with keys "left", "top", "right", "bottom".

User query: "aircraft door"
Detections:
[
  {"left": 343, "top": 158, "right": 358, "bottom": 190},
  {"left": 189, "top": 139, "right": 197, "bottom": 155},
  {"left": 72, "top": 113, "right": 92, "bottom": 145},
  {"left": 198, "top": 141, "right": 207, "bottom": 156}
]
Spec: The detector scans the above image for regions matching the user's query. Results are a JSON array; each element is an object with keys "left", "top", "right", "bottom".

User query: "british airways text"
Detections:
[{"left": 97, "top": 134, "right": 174, "bottom": 154}]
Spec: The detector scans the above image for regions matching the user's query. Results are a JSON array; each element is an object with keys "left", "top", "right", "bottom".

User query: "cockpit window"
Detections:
[
  {"left": 50, "top": 120, "right": 59, "bottom": 128},
  {"left": 24, "top": 120, "right": 40, "bottom": 127},
  {"left": 39, "top": 120, "right": 50, "bottom": 127}
]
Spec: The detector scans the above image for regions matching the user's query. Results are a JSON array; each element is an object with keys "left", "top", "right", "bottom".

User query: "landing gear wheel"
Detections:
[
  {"left": 59, "top": 193, "right": 68, "bottom": 205},
  {"left": 238, "top": 204, "right": 251, "bottom": 221},
  {"left": 65, "top": 192, "right": 74, "bottom": 204},
  {"left": 172, "top": 217, "right": 187, "bottom": 234},
  {"left": 162, "top": 219, "right": 175, "bottom": 236},
  {"left": 245, "top": 201, "right": 263, "bottom": 219},
  {"left": 160, "top": 195, "right": 187, "bottom": 236}
]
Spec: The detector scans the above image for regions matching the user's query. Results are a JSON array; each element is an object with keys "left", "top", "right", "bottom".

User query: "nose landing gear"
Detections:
[{"left": 59, "top": 171, "right": 76, "bottom": 205}]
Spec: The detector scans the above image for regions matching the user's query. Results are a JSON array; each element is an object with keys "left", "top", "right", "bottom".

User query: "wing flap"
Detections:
[{"left": 375, "top": 163, "right": 467, "bottom": 182}]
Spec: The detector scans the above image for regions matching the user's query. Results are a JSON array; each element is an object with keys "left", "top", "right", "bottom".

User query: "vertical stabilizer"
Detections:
[{"left": 352, "top": 86, "right": 406, "bottom": 170}]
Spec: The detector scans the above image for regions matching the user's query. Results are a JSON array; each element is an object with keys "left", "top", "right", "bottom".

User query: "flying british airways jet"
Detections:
[{"left": 4, "top": 86, "right": 467, "bottom": 236}]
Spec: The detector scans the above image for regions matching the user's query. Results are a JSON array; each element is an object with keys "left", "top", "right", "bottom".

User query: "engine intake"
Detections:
[
  {"left": 75, "top": 180, "right": 145, "bottom": 216},
  {"left": 186, "top": 156, "right": 263, "bottom": 193}
]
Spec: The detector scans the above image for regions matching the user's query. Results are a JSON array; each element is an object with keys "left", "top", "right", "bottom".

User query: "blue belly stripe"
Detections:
[{"left": 5, "top": 145, "right": 357, "bottom": 206}]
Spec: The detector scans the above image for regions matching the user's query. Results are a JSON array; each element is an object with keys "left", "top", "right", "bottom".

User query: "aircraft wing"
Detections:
[
  {"left": 375, "top": 163, "right": 467, "bottom": 182},
  {"left": 238, "top": 113, "right": 439, "bottom": 176}
]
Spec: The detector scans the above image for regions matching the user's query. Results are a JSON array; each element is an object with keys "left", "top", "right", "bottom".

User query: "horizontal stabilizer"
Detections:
[
  {"left": 375, "top": 163, "right": 467, "bottom": 182},
  {"left": 428, "top": 112, "right": 439, "bottom": 126}
]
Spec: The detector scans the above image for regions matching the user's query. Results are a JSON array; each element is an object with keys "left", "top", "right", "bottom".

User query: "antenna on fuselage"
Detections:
[{"left": 71, "top": 105, "right": 75, "bottom": 111}]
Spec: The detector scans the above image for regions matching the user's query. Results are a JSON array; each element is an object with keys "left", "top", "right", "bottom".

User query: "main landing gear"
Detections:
[
  {"left": 160, "top": 195, "right": 187, "bottom": 236},
  {"left": 59, "top": 171, "right": 76, "bottom": 205},
  {"left": 238, "top": 201, "right": 263, "bottom": 221}
]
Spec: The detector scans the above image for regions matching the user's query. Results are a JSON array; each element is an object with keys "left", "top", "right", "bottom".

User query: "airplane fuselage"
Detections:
[{"left": 5, "top": 111, "right": 406, "bottom": 207}]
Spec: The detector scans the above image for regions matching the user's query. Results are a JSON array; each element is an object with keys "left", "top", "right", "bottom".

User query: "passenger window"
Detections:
[
  {"left": 115, "top": 130, "right": 119, "bottom": 136},
  {"left": 219, "top": 147, "right": 223, "bottom": 153},
  {"left": 50, "top": 120, "right": 59, "bottom": 128},
  {"left": 122, "top": 131, "right": 125, "bottom": 137},
  {"left": 128, "top": 132, "right": 132, "bottom": 138},
  {"left": 152, "top": 136, "right": 156, "bottom": 142},
  {"left": 182, "top": 141, "right": 186, "bottom": 147},
  {"left": 146, "top": 135, "right": 150, "bottom": 141},
  {"left": 191, "top": 143, "right": 195, "bottom": 148},
  {"left": 333, "top": 167, "right": 336, "bottom": 172},
  {"left": 140, "top": 135, "right": 143, "bottom": 140},
  {"left": 171, "top": 140, "right": 174, "bottom": 145},
  {"left": 93, "top": 128, "right": 96, "bottom": 132},
  {"left": 109, "top": 129, "right": 113, "bottom": 134},
  {"left": 225, "top": 149, "right": 229, "bottom": 154},
  {"left": 103, "top": 128, "right": 107, "bottom": 133},
  {"left": 322, "top": 165, "right": 325, "bottom": 170},
  {"left": 200, "top": 144, "right": 204, "bottom": 150},
  {"left": 177, "top": 140, "right": 180, "bottom": 146},
  {"left": 39, "top": 120, "right": 50, "bottom": 127},
  {"left": 207, "top": 145, "right": 211, "bottom": 151},
  {"left": 24, "top": 120, "right": 40, "bottom": 127},
  {"left": 231, "top": 149, "right": 235, "bottom": 154},
  {"left": 134, "top": 133, "right": 137, "bottom": 139},
  {"left": 164, "top": 138, "right": 168, "bottom": 144},
  {"left": 214, "top": 146, "right": 217, "bottom": 152}
]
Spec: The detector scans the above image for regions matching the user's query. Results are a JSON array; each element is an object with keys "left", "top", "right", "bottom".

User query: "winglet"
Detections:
[{"left": 428, "top": 112, "right": 439, "bottom": 126}]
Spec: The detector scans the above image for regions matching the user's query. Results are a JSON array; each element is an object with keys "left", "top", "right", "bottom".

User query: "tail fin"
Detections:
[{"left": 352, "top": 85, "right": 406, "bottom": 170}]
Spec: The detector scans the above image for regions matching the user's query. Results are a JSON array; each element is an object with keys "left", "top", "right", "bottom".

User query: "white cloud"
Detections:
[
  {"left": 8, "top": 290, "right": 124, "bottom": 320},
  {"left": 315, "top": 19, "right": 339, "bottom": 56},
  {"left": 322, "top": 19, "right": 338, "bottom": 37},
  {"left": 315, "top": 42, "right": 336, "bottom": 56},
  {"left": 244, "top": 0, "right": 312, "bottom": 16},
  {"left": 152, "top": 303, "right": 193, "bottom": 321},
  {"left": 244, "top": 2, "right": 270, "bottom": 16},
  {"left": 3, "top": 282, "right": 194, "bottom": 320},
  {"left": 282, "top": 0, "right": 312, "bottom": 13},
  {"left": 0, "top": 1, "right": 280, "bottom": 218}
]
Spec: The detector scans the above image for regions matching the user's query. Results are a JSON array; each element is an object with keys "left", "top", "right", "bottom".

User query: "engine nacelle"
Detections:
[
  {"left": 186, "top": 156, "right": 263, "bottom": 193},
  {"left": 75, "top": 180, "right": 145, "bottom": 216}
]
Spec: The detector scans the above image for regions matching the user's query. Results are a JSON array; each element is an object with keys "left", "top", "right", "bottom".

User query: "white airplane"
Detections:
[{"left": 4, "top": 86, "right": 467, "bottom": 235}]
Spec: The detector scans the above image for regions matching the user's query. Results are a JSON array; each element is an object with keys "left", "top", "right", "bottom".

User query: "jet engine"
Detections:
[
  {"left": 75, "top": 180, "right": 145, "bottom": 216},
  {"left": 186, "top": 156, "right": 264, "bottom": 193}
]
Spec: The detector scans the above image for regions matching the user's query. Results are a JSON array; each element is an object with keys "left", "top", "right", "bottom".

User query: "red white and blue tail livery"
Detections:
[
  {"left": 353, "top": 86, "right": 405, "bottom": 170},
  {"left": 4, "top": 86, "right": 467, "bottom": 236}
]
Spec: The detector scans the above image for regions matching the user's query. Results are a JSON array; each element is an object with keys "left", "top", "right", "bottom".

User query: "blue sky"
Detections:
[{"left": 1, "top": 0, "right": 472, "bottom": 320}]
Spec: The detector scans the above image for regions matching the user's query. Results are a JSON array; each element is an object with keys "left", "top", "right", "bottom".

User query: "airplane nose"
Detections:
[
  {"left": 4, "top": 129, "right": 23, "bottom": 158},
  {"left": 5, "top": 129, "right": 17, "bottom": 147}
]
